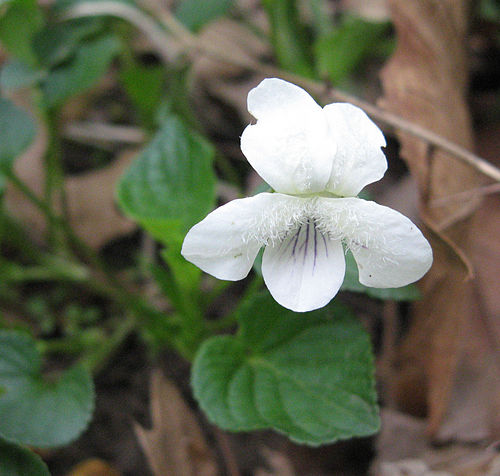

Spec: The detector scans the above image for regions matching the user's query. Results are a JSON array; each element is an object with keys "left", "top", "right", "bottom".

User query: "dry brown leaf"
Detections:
[
  {"left": 66, "top": 458, "right": 121, "bottom": 476},
  {"left": 64, "top": 150, "right": 136, "bottom": 248},
  {"left": 3, "top": 86, "right": 136, "bottom": 249},
  {"left": 5, "top": 145, "right": 136, "bottom": 249},
  {"left": 134, "top": 369, "right": 218, "bottom": 476},
  {"left": 373, "top": 409, "right": 500, "bottom": 476},
  {"left": 254, "top": 448, "right": 296, "bottom": 476},
  {"left": 340, "top": 0, "right": 390, "bottom": 21},
  {"left": 378, "top": 0, "right": 500, "bottom": 440},
  {"left": 377, "top": 460, "right": 453, "bottom": 476},
  {"left": 190, "top": 18, "right": 270, "bottom": 126}
]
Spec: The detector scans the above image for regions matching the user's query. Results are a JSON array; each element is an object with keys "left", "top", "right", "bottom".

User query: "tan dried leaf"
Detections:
[
  {"left": 255, "top": 448, "right": 296, "bottom": 476},
  {"left": 64, "top": 150, "right": 136, "bottom": 248},
  {"left": 340, "top": 0, "right": 390, "bottom": 21},
  {"left": 134, "top": 369, "right": 218, "bottom": 476},
  {"left": 66, "top": 458, "right": 121, "bottom": 476},
  {"left": 373, "top": 409, "right": 500, "bottom": 476},
  {"left": 190, "top": 18, "right": 270, "bottom": 124},
  {"left": 5, "top": 144, "right": 136, "bottom": 249},
  {"left": 379, "top": 0, "right": 500, "bottom": 440}
]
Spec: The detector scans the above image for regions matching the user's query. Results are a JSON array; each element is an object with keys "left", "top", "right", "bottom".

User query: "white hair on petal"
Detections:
[
  {"left": 314, "top": 198, "right": 382, "bottom": 252},
  {"left": 242, "top": 195, "right": 313, "bottom": 246}
]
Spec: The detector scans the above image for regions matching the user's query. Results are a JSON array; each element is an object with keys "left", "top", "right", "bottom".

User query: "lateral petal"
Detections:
[
  {"left": 181, "top": 193, "right": 305, "bottom": 281},
  {"left": 262, "top": 223, "right": 345, "bottom": 312},
  {"left": 241, "top": 78, "right": 336, "bottom": 195},
  {"left": 323, "top": 103, "right": 387, "bottom": 197},
  {"left": 317, "top": 197, "right": 433, "bottom": 288}
]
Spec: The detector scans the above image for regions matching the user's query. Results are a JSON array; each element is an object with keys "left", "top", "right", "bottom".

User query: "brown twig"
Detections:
[
  {"left": 65, "top": 1, "right": 500, "bottom": 183},
  {"left": 64, "top": 121, "right": 146, "bottom": 145},
  {"left": 160, "top": 9, "right": 500, "bottom": 184},
  {"left": 430, "top": 183, "right": 500, "bottom": 207}
]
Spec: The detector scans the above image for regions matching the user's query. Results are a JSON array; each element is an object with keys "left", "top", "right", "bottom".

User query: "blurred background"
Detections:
[{"left": 0, "top": 0, "right": 499, "bottom": 474}]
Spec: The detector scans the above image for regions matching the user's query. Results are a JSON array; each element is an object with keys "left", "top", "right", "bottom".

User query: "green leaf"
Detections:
[
  {"left": 0, "top": 438, "right": 50, "bottom": 476},
  {"left": 33, "top": 18, "right": 106, "bottom": 68},
  {"left": 309, "top": 0, "right": 334, "bottom": 37},
  {"left": 262, "top": 0, "right": 313, "bottom": 77},
  {"left": 42, "top": 34, "right": 121, "bottom": 108},
  {"left": 0, "top": 98, "right": 36, "bottom": 173},
  {"left": 120, "top": 61, "right": 165, "bottom": 127},
  {"left": 480, "top": 0, "right": 500, "bottom": 22},
  {"left": 0, "top": 59, "right": 45, "bottom": 90},
  {"left": 0, "top": 0, "right": 44, "bottom": 65},
  {"left": 0, "top": 331, "right": 94, "bottom": 448},
  {"left": 117, "top": 115, "right": 216, "bottom": 243},
  {"left": 176, "top": 0, "right": 233, "bottom": 32},
  {"left": 341, "top": 250, "right": 421, "bottom": 301},
  {"left": 54, "top": 0, "right": 135, "bottom": 9},
  {"left": 314, "top": 16, "right": 390, "bottom": 83},
  {"left": 192, "top": 293, "right": 379, "bottom": 445}
]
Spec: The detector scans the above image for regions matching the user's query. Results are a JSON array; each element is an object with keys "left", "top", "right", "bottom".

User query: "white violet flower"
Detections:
[{"left": 181, "top": 78, "right": 433, "bottom": 312}]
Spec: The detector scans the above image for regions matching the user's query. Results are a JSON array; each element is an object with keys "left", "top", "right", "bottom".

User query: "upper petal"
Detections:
[
  {"left": 323, "top": 103, "right": 387, "bottom": 197},
  {"left": 316, "top": 197, "right": 432, "bottom": 288},
  {"left": 262, "top": 222, "right": 346, "bottom": 312},
  {"left": 181, "top": 193, "right": 307, "bottom": 281},
  {"left": 241, "top": 78, "right": 336, "bottom": 195}
]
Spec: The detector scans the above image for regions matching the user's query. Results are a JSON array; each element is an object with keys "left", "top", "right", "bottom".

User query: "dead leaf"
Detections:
[
  {"left": 341, "top": 0, "right": 390, "bottom": 21},
  {"left": 373, "top": 409, "right": 500, "bottom": 475},
  {"left": 134, "top": 369, "right": 218, "bottom": 476},
  {"left": 66, "top": 458, "right": 121, "bottom": 476},
  {"left": 190, "top": 18, "right": 270, "bottom": 128},
  {"left": 378, "top": 0, "right": 500, "bottom": 440},
  {"left": 255, "top": 448, "right": 296, "bottom": 476},
  {"left": 5, "top": 145, "right": 136, "bottom": 249},
  {"left": 377, "top": 459, "right": 453, "bottom": 476},
  {"left": 3, "top": 87, "right": 136, "bottom": 249},
  {"left": 64, "top": 150, "right": 136, "bottom": 248}
]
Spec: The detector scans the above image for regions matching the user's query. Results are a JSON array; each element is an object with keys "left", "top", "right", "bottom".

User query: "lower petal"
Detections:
[{"left": 262, "top": 222, "right": 345, "bottom": 312}]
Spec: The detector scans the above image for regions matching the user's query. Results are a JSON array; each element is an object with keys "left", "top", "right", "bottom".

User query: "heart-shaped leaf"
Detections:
[
  {"left": 0, "top": 331, "right": 94, "bottom": 448},
  {"left": 117, "top": 115, "right": 216, "bottom": 243},
  {"left": 192, "top": 294, "right": 379, "bottom": 445},
  {"left": 0, "top": 437, "right": 50, "bottom": 476}
]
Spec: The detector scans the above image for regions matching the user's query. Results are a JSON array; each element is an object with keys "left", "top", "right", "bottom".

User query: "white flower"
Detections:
[{"left": 181, "top": 78, "right": 433, "bottom": 312}]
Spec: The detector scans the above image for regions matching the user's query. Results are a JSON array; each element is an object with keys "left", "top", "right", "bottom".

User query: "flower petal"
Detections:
[
  {"left": 241, "top": 78, "right": 336, "bottom": 195},
  {"left": 317, "top": 197, "right": 433, "bottom": 288},
  {"left": 262, "top": 222, "right": 345, "bottom": 312},
  {"left": 181, "top": 193, "right": 304, "bottom": 281},
  {"left": 323, "top": 103, "right": 387, "bottom": 197}
]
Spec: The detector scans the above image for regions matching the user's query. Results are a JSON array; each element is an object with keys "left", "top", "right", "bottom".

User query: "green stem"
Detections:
[
  {"left": 44, "top": 112, "right": 70, "bottom": 253},
  {"left": 6, "top": 170, "right": 180, "bottom": 344},
  {"left": 37, "top": 335, "right": 89, "bottom": 355},
  {"left": 79, "top": 313, "right": 137, "bottom": 374},
  {"left": 1, "top": 262, "right": 88, "bottom": 283},
  {"left": 206, "top": 274, "right": 264, "bottom": 332},
  {"left": 5, "top": 171, "right": 62, "bottom": 226}
]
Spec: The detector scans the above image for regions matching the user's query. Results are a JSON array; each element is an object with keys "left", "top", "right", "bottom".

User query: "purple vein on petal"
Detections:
[
  {"left": 302, "top": 222, "right": 310, "bottom": 266},
  {"left": 322, "top": 233, "right": 329, "bottom": 258},
  {"left": 313, "top": 225, "right": 318, "bottom": 271}
]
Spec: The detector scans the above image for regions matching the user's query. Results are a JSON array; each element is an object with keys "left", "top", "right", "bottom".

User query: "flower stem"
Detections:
[
  {"left": 79, "top": 313, "right": 137, "bottom": 374},
  {"left": 44, "top": 112, "right": 69, "bottom": 253},
  {"left": 6, "top": 170, "right": 180, "bottom": 354}
]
